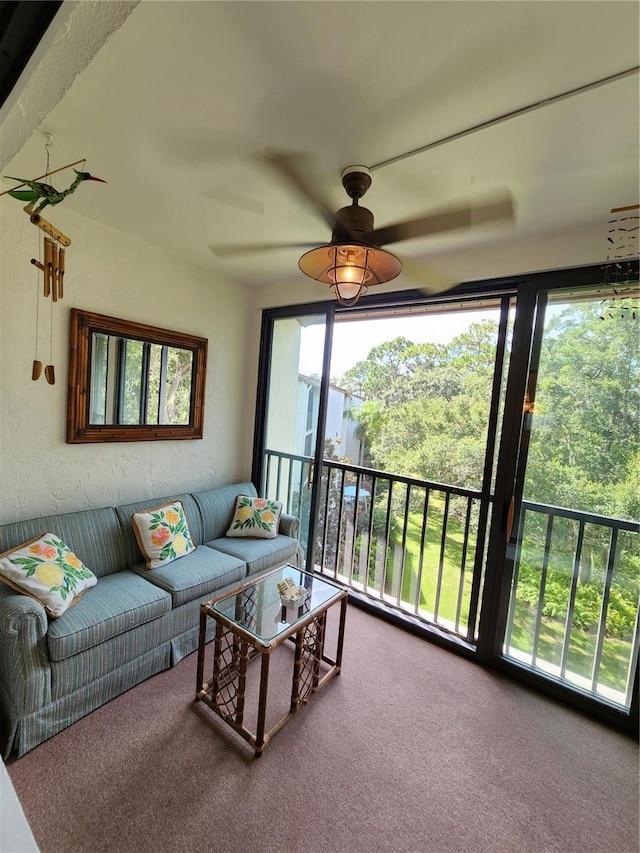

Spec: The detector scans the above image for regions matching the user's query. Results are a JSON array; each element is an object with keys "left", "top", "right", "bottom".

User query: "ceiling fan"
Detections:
[{"left": 210, "top": 151, "right": 515, "bottom": 306}]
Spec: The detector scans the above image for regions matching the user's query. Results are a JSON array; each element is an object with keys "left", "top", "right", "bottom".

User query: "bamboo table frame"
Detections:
[{"left": 195, "top": 566, "right": 347, "bottom": 756}]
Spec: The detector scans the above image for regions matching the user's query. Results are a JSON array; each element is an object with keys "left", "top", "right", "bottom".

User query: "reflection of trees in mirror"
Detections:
[
  {"left": 147, "top": 345, "right": 193, "bottom": 425},
  {"left": 68, "top": 309, "right": 207, "bottom": 443},
  {"left": 93, "top": 336, "right": 194, "bottom": 427},
  {"left": 122, "top": 339, "right": 143, "bottom": 424}
]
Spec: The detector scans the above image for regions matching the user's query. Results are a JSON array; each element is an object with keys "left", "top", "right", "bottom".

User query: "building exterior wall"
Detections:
[
  {"left": 265, "top": 318, "right": 303, "bottom": 454},
  {"left": 325, "top": 384, "right": 363, "bottom": 463},
  {"left": 296, "top": 375, "right": 363, "bottom": 462}
]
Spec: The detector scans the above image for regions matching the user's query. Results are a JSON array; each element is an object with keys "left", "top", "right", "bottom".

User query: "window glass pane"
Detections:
[
  {"left": 121, "top": 339, "right": 143, "bottom": 425},
  {"left": 314, "top": 299, "right": 510, "bottom": 642},
  {"left": 505, "top": 286, "right": 640, "bottom": 711},
  {"left": 163, "top": 347, "right": 193, "bottom": 425},
  {"left": 89, "top": 333, "right": 109, "bottom": 424},
  {"left": 146, "top": 344, "right": 162, "bottom": 425},
  {"left": 263, "top": 315, "right": 328, "bottom": 561}
]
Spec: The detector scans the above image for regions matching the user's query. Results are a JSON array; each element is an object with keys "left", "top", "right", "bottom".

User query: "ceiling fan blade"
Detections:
[
  {"left": 261, "top": 150, "right": 337, "bottom": 231},
  {"left": 372, "top": 191, "right": 514, "bottom": 247},
  {"left": 399, "top": 256, "right": 458, "bottom": 295},
  {"left": 209, "top": 241, "right": 324, "bottom": 258}
]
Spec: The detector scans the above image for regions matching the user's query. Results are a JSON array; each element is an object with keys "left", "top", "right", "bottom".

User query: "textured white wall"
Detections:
[{"left": 0, "top": 200, "right": 255, "bottom": 523}]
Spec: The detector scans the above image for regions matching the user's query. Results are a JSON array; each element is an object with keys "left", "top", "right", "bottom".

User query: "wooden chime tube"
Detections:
[
  {"left": 43, "top": 238, "right": 53, "bottom": 297},
  {"left": 58, "top": 248, "right": 65, "bottom": 299},
  {"left": 51, "top": 242, "right": 59, "bottom": 302}
]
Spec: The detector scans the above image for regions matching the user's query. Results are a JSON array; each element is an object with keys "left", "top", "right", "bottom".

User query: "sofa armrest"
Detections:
[
  {"left": 278, "top": 513, "right": 300, "bottom": 538},
  {"left": 0, "top": 589, "right": 51, "bottom": 716}
]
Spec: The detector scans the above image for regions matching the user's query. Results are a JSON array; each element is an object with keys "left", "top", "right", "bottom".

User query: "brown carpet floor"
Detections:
[{"left": 7, "top": 605, "right": 639, "bottom": 853}]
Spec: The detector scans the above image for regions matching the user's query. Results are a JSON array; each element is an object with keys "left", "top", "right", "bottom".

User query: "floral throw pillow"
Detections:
[
  {"left": 131, "top": 500, "right": 196, "bottom": 569},
  {"left": 0, "top": 533, "right": 97, "bottom": 617},
  {"left": 226, "top": 496, "right": 283, "bottom": 540}
]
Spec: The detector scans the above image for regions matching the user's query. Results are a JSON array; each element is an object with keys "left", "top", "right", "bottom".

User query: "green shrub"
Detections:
[{"left": 515, "top": 561, "right": 638, "bottom": 639}]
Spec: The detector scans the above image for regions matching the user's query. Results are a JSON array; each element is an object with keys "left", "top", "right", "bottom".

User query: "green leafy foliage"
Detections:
[
  {"left": 337, "top": 303, "right": 639, "bottom": 651},
  {"left": 342, "top": 324, "right": 498, "bottom": 489},
  {"left": 515, "top": 561, "right": 638, "bottom": 637},
  {"left": 524, "top": 302, "right": 639, "bottom": 518}
]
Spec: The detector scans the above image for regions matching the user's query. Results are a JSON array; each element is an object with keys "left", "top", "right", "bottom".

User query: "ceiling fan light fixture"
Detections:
[{"left": 299, "top": 242, "right": 402, "bottom": 307}]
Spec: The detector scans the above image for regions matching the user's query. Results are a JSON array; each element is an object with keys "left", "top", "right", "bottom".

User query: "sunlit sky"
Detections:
[{"left": 299, "top": 309, "right": 498, "bottom": 383}]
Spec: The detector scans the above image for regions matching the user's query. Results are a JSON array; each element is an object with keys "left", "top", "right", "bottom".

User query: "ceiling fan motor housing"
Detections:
[
  {"left": 341, "top": 165, "right": 372, "bottom": 200},
  {"left": 333, "top": 204, "right": 375, "bottom": 243}
]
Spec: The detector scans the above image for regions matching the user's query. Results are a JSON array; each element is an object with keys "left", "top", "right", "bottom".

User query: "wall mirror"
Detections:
[{"left": 67, "top": 309, "right": 208, "bottom": 443}]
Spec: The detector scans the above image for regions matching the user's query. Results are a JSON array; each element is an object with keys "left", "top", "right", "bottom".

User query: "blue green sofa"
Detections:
[{"left": 0, "top": 482, "right": 303, "bottom": 758}]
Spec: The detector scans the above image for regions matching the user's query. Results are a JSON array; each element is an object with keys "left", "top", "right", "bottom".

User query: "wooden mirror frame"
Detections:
[{"left": 67, "top": 308, "right": 208, "bottom": 443}]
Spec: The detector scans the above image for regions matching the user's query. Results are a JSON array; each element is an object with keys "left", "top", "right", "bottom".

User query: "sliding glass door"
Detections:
[
  {"left": 501, "top": 286, "right": 639, "bottom": 712},
  {"left": 312, "top": 295, "right": 515, "bottom": 645},
  {"left": 253, "top": 269, "right": 639, "bottom": 727},
  {"left": 252, "top": 305, "right": 333, "bottom": 562}
]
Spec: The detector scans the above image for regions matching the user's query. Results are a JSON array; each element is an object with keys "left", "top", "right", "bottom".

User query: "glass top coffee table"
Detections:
[{"left": 195, "top": 565, "right": 347, "bottom": 756}]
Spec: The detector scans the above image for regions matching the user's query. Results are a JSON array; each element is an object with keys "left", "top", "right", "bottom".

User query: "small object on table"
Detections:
[{"left": 277, "top": 576, "right": 306, "bottom": 606}]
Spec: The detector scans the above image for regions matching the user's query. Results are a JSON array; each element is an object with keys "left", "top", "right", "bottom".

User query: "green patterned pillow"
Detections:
[
  {"left": 0, "top": 533, "right": 97, "bottom": 617},
  {"left": 131, "top": 500, "right": 196, "bottom": 568},
  {"left": 226, "top": 495, "right": 282, "bottom": 539}
]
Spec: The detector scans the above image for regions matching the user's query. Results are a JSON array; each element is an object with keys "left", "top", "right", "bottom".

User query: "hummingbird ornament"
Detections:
[
  {"left": 2, "top": 157, "right": 107, "bottom": 385},
  {"left": 4, "top": 168, "right": 106, "bottom": 212}
]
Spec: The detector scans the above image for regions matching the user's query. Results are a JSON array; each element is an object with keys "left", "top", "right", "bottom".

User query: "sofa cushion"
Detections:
[
  {"left": 0, "top": 533, "right": 97, "bottom": 618},
  {"left": 0, "top": 506, "right": 128, "bottom": 578},
  {"left": 115, "top": 493, "right": 203, "bottom": 566},
  {"left": 130, "top": 547, "right": 245, "bottom": 607},
  {"left": 226, "top": 495, "right": 283, "bottom": 539},
  {"left": 192, "top": 482, "right": 258, "bottom": 541},
  {"left": 131, "top": 500, "right": 196, "bottom": 569},
  {"left": 206, "top": 534, "right": 300, "bottom": 577},
  {"left": 47, "top": 570, "right": 172, "bottom": 661}
]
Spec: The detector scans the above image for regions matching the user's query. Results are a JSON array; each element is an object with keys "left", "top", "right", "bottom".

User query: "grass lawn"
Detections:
[
  {"left": 354, "top": 501, "right": 477, "bottom": 633},
  {"left": 400, "top": 507, "right": 476, "bottom": 631}
]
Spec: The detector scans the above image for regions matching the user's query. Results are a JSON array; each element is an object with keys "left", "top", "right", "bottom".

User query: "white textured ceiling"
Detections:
[{"left": 2, "top": 0, "right": 639, "bottom": 298}]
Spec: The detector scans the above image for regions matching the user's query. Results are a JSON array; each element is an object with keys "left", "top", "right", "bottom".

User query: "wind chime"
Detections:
[
  {"left": 599, "top": 203, "right": 640, "bottom": 320},
  {"left": 1, "top": 134, "right": 106, "bottom": 383}
]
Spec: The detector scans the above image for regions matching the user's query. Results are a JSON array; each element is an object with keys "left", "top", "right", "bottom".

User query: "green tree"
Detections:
[
  {"left": 525, "top": 303, "right": 639, "bottom": 518},
  {"left": 335, "top": 307, "right": 639, "bottom": 643},
  {"left": 343, "top": 321, "right": 499, "bottom": 489}
]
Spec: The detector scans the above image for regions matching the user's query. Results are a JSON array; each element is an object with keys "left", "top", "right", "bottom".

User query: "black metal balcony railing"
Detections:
[
  {"left": 505, "top": 501, "right": 640, "bottom": 709},
  {"left": 264, "top": 448, "right": 640, "bottom": 709},
  {"left": 264, "top": 449, "right": 488, "bottom": 643},
  {"left": 316, "top": 458, "right": 488, "bottom": 643}
]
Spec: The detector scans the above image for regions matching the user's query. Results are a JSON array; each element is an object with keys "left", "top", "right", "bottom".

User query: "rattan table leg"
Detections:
[
  {"left": 252, "top": 652, "right": 271, "bottom": 756},
  {"left": 211, "top": 620, "right": 226, "bottom": 697},
  {"left": 311, "top": 611, "right": 326, "bottom": 690},
  {"left": 235, "top": 639, "right": 249, "bottom": 725},
  {"left": 195, "top": 606, "right": 208, "bottom": 697},
  {"left": 290, "top": 629, "right": 305, "bottom": 712}
]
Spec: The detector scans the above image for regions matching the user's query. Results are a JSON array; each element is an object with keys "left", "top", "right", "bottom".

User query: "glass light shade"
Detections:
[
  {"left": 299, "top": 242, "right": 402, "bottom": 306},
  {"left": 330, "top": 281, "right": 367, "bottom": 306}
]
